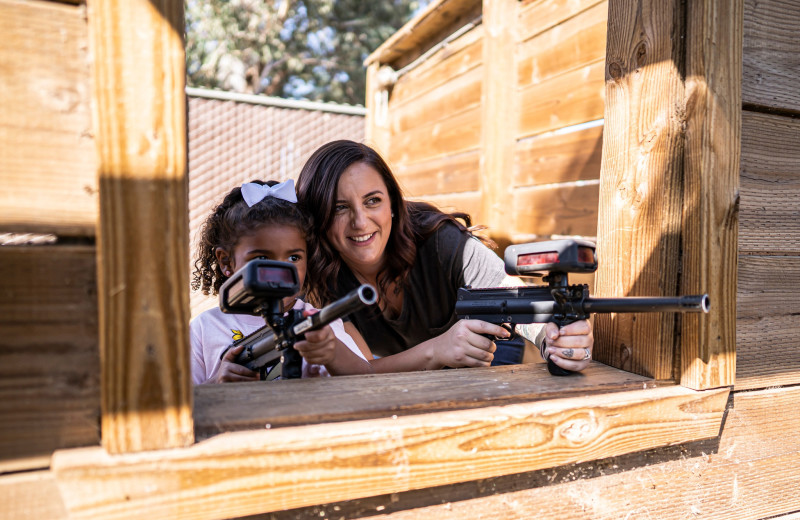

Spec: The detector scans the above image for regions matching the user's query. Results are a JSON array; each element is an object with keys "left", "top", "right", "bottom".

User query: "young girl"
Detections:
[{"left": 190, "top": 179, "right": 373, "bottom": 384}]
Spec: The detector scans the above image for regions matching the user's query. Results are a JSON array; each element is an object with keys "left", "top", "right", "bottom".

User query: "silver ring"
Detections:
[{"left": 582, "top": 348, "right": 591, "bottom": 361}]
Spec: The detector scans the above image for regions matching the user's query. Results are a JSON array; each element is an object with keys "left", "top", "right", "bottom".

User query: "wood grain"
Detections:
[
  {"left": 517, "top": 0, "right": 607, "bottom": 43},
  {"left": 0, "top": 0, "right": 96, "bottom": 236},
  {"left": 513, "top": 123, "right": 603, "bottom": 187},
  {"left": 512, "top": 183, "right": 599, "bottom": 239},
  {"left": 366, "top": 0, "right": 482, "bottom": 69},
  {"left": 0, "top": 470, "right": 68, "bottom": 520},
  {"left": 393, "top": 150, "right": 481, "bottom": 197},
  {"left": 290, "top": 386, "right": 799, "bottom": 520},
  {"left": 87, "top": 0, "right": 193, "bottom": 453},
  {"left": 0, "top": 246, "right": 100, "bottom": 473},
  {"left": 194, "top": 361, "right": 658, "bottom": 439},
  {"left": 389, "top": 106, "right": 482, "bottom": 166},
  {"left": 595, "top": 0, "right": 688, "bottom": 381},
  {"left": 742, "top": 0, "right": 800, "bottom": 112},
  {"left": 479, "top": 0, "right": 518, "bottom": 243},
  {"left": 679, "top": 0, "right": 741, "bottom": 389},
  {"left": 516, "top": 1, "right": 607, "bottom": 89},
  {"left": 739, "top": 110, "right": 800, "bottom": 255},
  {"left": 52, "top": 385, "right": 728, "bottom": 520},
  {"left": 391, "top": 65, "right": 482, "bottom": 134},
  {"left": 517, "top": 59, "right": 606, "bottom": 140},
  {"left": 389, "top": 24, "right": 483, "bottom": 109}
]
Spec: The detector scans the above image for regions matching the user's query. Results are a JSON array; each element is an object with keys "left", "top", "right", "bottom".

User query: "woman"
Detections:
[{"left": 296, "top": 140, "right": 593, "bottom": 373}]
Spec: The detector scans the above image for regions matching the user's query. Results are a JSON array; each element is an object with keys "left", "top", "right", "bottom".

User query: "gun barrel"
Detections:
[
  {"left": 301, "top": 284, "right": 377, "bottom": 334},
  {"left": 235, "top": 284, "right": 377, "bottom": 370},
  {"left": 583, "top": 294, "right": 709, "bottom": 314}
]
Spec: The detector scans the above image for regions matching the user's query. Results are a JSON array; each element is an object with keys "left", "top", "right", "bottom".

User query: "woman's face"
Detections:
[{"left": 327, "top": 162, "right": 393, "bottom": 277}]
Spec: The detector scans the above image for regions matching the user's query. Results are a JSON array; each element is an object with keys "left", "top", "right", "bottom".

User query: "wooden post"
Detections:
[
  {"left": 365, "top": 61, "right": 393, "bottom": 158},
  {"left": 595, "top": 0, "right": 687, "bottom": 379},
  {"left": 87, "top": 0, "right": 193, "bottom": 452},
  {"left": 680, "top": 0, "right": 740, "bottom": 389},
  {"left": 479, "top": 0, "right": 517, "bottom": 249},
  {"left": 596, "top": 0, "right": 738, "bottom": 388}
]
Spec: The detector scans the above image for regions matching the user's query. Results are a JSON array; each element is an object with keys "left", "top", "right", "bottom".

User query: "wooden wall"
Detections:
[{"left": 367, "top": 0, "right": 606, "bottom": 245}]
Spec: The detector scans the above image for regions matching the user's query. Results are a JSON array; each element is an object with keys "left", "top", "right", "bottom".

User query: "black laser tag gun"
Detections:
[
  {"left": 455, "top": 239, "right": 709, "bottom": 376},
  {"left": 218, "top": 259, "right": 377, "bottom": 380}
]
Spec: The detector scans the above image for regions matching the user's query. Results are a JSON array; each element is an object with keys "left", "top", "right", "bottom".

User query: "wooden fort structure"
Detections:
[{"left": 1, "top": 0, "right": 798, "bottom": 518}]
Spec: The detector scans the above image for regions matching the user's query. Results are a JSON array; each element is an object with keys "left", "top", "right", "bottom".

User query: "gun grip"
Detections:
[{"left": 547, "top": 358, "right": 574, "bottom": 376}]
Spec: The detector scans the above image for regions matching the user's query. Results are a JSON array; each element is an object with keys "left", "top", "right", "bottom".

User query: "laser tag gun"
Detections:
[
  {"left": 455, "top": 239, "right": 710, "bottom": 376},
  {"left": 218, "top": 259, "right": 377, "bottom": 380}
]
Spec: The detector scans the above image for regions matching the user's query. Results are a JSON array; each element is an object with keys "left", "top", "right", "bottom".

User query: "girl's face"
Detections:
[
  {"left": 217, "top": 223, "right": 307, "bottom": 311},
  {"left": 327, "top": 162, "right": 393, "bottom": 278}
]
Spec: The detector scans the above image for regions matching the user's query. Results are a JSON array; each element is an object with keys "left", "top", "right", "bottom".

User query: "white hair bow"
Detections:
[{"left": 241, "top": 179, "right": 297, "bottom": 207}]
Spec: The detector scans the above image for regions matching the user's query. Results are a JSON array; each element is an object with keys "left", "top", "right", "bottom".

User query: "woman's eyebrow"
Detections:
[{"left": 362, "top": 190, "right": 383, "bottom": 198}]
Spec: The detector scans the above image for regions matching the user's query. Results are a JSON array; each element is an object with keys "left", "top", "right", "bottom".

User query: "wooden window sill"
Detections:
[{"left": 51, "top": 361, "right": 729, "bottom": 519}]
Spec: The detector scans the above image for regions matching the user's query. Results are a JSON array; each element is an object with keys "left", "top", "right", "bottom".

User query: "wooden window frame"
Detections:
[{"left": 50, "top": 0, "right": 740, "bottom": 518}]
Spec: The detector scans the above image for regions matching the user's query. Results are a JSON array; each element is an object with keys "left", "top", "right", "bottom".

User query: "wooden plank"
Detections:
[
  {"left": 389, "top": 24, "right": 483, "bottom": 109},
  {"left": 390, "top": 65, "right": 482, "bottom": 134},
  {"left": 415, "top": 191, "right": 483, "bottom": 223},
  {"left": 389, "top": 106, "right": 482, "bottom": 166},
  {"left": 512, "top": 183, "right": 599, "bottom": 240},
  {"left": 0, "top": 0, "right": 97, "bottom": 236},
  {"left": 365, "top": 62, "right": 392, "bottom": 158},
  {"left": 517, "top": 0, "right": 606, "bottom": 43},
  {"left": 52, "top": 385, "right": 728, "bottom": 520},
  {"left": 479, "top": 0, "right": 518, "bottom": 246},
  {"left": 742, "top": 0, "right": 800, "bottom": 112},
  {"left": 737, "top": 255, "right": 800, "bottom": 319},
  {"left": 513, "top": 123, "right": 603, "bottom": 186},
  {"left": 517, "top": 1, "right": 607, "bottom": 89},
  {"left": 679, "top": 0, "right": 741, "bottom": 389},
  {"left": 736, "top": 314, "right": 800, "bottom": 390},
  {"left": 286, "top": 386, "right": 799, "bottom": 520},
  {"left": 740, "top": 111, "right": 800, "bottom": 254},
  {"left": 517, "top": 59, "right": 605, "bottom": 140},
  {"left": 87, "top": 0, "right": 193, "bottom": 453},
  {"left": 393, "top": 150, "right": 481, "bottom": 197},
  {"left": 594, "top": 0, "right": 686, "bottom": 381},
  {"left": 0, "top": 246, "right": 100, "bottom": 473},
  {"left": 0, "top": 470, "right": 68, "bottom": 520},
  {"left": 194, "top": 361, "right": 658, "bottom": 439},
  {"left": 366, "top": 0, "right": 482, "bottom": 69}
]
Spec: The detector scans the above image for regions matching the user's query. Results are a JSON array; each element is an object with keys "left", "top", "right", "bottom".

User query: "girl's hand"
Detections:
[
  {"left": 210, "top": 344, "right": 260, "bottom": 383},
  {"left": 431, "top": 320, "right": 509, "bottom": 368},
  {"left": 542, "top": 320, "right": 594, "bottom": 372},
  {"left": 293, "top": 309, "right": 338, "bottom": 366}
]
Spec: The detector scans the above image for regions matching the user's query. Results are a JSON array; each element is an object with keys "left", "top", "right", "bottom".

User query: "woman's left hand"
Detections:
[{"left": 542, "top": 319, "right": 594, "bottom": 372}]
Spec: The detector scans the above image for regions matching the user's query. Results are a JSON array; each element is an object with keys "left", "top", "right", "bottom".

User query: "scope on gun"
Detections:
[
  {"left": 219, "top": 260, "right": 299, "bottom": 315},
  {"left": 505, "top": 239, "right": 597, "bottom": 276}
]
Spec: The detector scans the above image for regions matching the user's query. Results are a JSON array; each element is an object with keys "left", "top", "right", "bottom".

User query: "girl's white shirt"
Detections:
[{"left": 190, "top": 299, "right": 366, "bottom": 384}]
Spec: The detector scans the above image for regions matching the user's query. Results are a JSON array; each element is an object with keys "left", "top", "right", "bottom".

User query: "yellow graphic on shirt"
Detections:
[{"left": 231, "top": 329, "right": 243, "bottom": 341}]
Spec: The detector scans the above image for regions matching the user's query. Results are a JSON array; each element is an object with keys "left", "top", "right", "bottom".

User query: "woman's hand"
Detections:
[
  {"left": 542, "top": 319, "right": 594, "bottom": 372},
  {"left": 209, "top": 344, "right": 260, "bottom": 383},
  {"left": 292, "top": 309, "right": 338, "bottom": 366},
  {"left": 430, "top": 319, "right": 510, "bottom": 369}
]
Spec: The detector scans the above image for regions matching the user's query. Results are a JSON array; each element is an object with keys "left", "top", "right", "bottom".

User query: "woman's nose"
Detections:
[{"left": 350, "top": 207, "right": 367, "bottom": 228}]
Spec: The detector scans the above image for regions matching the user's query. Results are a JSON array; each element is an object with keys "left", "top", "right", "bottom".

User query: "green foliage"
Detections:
[{"left": 185, "top": 0, "right": 424, "bottom": 106}]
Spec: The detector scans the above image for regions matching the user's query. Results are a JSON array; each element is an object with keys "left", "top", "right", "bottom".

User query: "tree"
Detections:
[{"left": 185, "top": 0, "right": 425, "bottom": 106}]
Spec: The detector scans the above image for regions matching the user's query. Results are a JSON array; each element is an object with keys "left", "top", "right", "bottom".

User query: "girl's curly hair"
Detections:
[{"left": 191, "top": 180, "right": 311, "bottom": 296}]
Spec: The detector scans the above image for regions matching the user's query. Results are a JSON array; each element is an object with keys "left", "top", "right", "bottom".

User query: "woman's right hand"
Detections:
[
  {"left": 430, "top": 319, "right": 509, "bottom": 368},
  {"left": 209, "top": 344, "right": 260, "bottom": 383}
]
